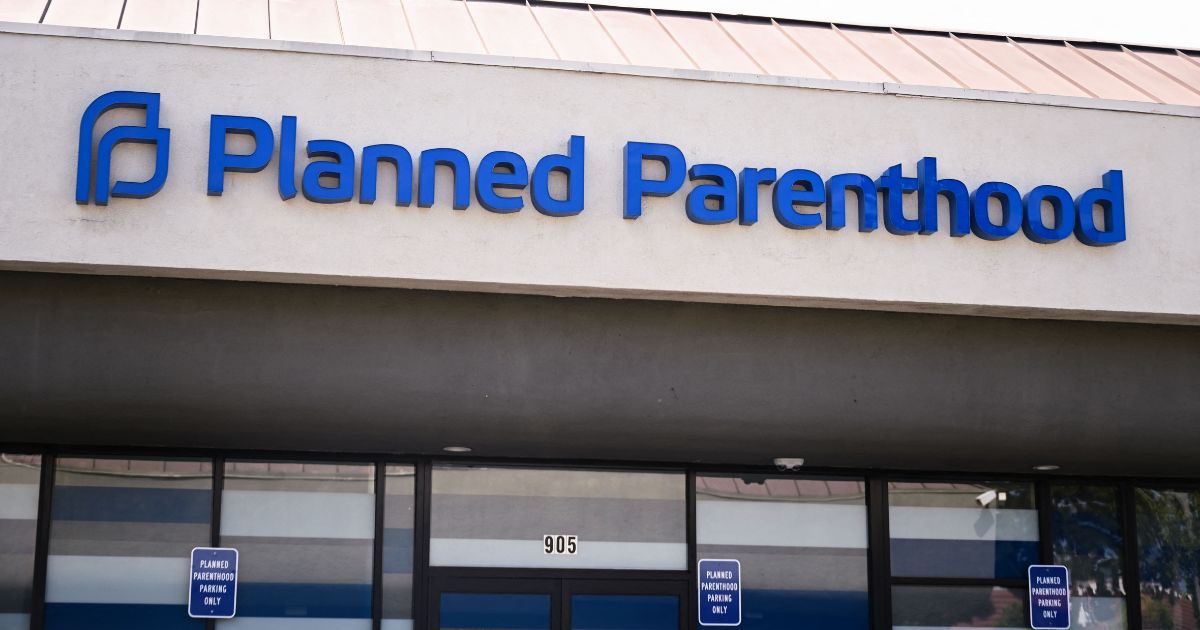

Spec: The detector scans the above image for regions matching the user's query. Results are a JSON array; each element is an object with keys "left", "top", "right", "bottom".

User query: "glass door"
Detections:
[
  {"left": 564, "top": 580, "right": 686, "bottom": 630},
  {"left": 431, "top": 577, "right": 559, "bottom": 630},
  {"left": 430, "top": 577, "right": 685, "bottom": 630}
]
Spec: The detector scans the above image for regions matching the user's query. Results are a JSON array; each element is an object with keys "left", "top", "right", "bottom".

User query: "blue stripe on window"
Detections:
[
  {"left": 440, "top": 593, "right": 551, "bottom": 629},
  {"left": 736, "top": 590, "right": 869, "bottom": 630},
  {"left": 890, "top": 538, "right": 1038, "bottom": 579},
  {"left": 44, "top": 603, "right": 204, "bottom": 629},
  {"left": 383, "top": 527, "right": 413, "bottom": 574},
  {"left": 237, "top": 582, "right": 372, "bottom": 619},
  {"left": 51, "top": 486, "right": 211, "bottom": 524}
]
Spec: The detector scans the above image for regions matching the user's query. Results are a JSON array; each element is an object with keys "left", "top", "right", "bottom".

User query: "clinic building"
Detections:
[{"left": 0, "top": 0, "right": 1198, "bottom": 629}]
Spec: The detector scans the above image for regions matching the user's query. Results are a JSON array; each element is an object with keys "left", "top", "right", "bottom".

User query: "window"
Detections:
[
  {"left": 382, "top": 465, "right": 416, "bottom": 630},
  {"left": 0, "top": 454, "right": 41, "bottom": 630},
  {"left": 1051, "top": 484, "right": 1127, "bottom": 630},
  {"left": 892, "top": 586, "right": 1027, "bottom": 628},
  {"left": 889, "top": 481, "right": 1038, "bottom": 579},
  {"left": 430, "top": 466, "right": 686, "bottom": 570},
  {"left": 695, "top": 474, "right": 869, "bottom": 629},
  {"left": 1135, "top": 487, "right": 1199, "bottom": 630},
  {"left": 219, "top": 461, "right": 375, "bottom": 629},
  {"left": 888, "top": 481, "right": 1038, "bottom": 630},
  {"left": 44, "top": 457, "right": 212, "bottom": 630}
]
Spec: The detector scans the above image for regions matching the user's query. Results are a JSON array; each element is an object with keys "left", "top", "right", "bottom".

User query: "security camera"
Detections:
[
  {"left": 773, "top": 458, "right": 805, "bottom": 471},
  {"left": 975, "top": 489, "right": 998, "bottom": 507}
]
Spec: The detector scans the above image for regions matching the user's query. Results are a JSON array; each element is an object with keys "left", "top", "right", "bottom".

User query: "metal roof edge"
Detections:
[
  {"left": 3, "top": 21, "right": 1199, "bottom": 120},
  {"left": 562, "top": 0, "right": 1200, "bottom": 54}
]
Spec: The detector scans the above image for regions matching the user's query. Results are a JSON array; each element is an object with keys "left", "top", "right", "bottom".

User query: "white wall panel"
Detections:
[{"left": 0, "top": 28, "right": 1197, "bottom": 325}]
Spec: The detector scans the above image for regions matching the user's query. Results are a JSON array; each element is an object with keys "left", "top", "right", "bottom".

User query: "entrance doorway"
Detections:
[{"left": 430, "top": 575, "right": 688, "bottom": 630}]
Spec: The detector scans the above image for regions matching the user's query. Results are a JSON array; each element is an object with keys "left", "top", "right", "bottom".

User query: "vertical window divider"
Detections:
[
  {"left": 866, "top": 476, "right": 892, "bottom": 630},
  {"left": 1120, "top": 482, "right": 1143, "bottom": 630},
  {"left": 1036, "top": 479, "right": 1054, "bottom": 564},
  {"left": 208, "top": 455, "right": 224, "bottom": 630},
  {"left": 414, "top": 460, "right": 432, "bottom": 630},
  {"left": 685, "top": 469, "right": 697, "bottom": 630},
  {"left": 30, "top": 450, "right": 55, "bottom": 630},
  {"left": 373, "top": 462, "right": 385, "bottom": 630}
]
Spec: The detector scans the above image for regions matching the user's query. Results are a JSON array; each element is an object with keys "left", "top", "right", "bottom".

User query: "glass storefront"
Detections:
[
  {"left": 219, "top": 461, "right": 376, "bottom": 630},
  {"left": 1051, "top": 484, "right": 1129, "bottom": 630},
  {"left": 430, "top": 466, "right": 687, "bottom": 571},
  {"left": 695, "top": 474, "right": 869, "bottom": 629},
  {"left": 44, "top": 457, "right": 212, "bottom": 630},
  {"left": 4, "top": 450, "right": 1198, "bottom": 629},
  {"left": 1136, "top": 488, "right": 1200, "bottom": 630},
  {"left": 0, "top": 454, "right": 40, "bottom": 630}
]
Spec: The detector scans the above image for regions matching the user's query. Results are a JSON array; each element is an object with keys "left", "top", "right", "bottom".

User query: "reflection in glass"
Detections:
[
  {"left": 1136, "top": 488, "right": 1200, "bottom": 630},
  {"left": 219, "top": 461, "right": 375, "bottom": 630},
  {"left": 892, "top": 585, "right": 1026, "bottom": 629},
  {"left": 431, "top": 467, "right": 686, "bottom": 570},
  {"left": 571, "top": 595, "right": 678, "bottom": 630},
  {"left": 695, "top": 474, "right": 868, "bottom": 629},
  {"left": 382, "top": 465, "right": 416, "bottom": 630},
  {"left": 44, "top": 457, "right": 211, "bottom": 630},
  {"left": 889, "top": 481, "right": 1038, "bottom": 580},
  {"left": 439, "top": 593, "right": 551, "bottom": 630},
  {"left": 1051, "top": 484, "right": 1127, "bottom": 630},
  {"left": 0, "top": 454, "right": 41, "bottom": 630}
]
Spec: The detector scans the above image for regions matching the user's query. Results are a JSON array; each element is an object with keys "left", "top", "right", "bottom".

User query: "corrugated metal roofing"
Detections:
[{"left": 4, "top": 0, "right": 1199, "bottom": 107}]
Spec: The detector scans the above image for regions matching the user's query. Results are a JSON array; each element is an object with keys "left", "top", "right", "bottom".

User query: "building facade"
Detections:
[{"left": 0, "top": 1, "right": 1198, "bottom": 629}]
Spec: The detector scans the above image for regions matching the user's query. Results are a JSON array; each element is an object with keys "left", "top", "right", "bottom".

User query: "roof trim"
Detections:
[{"left": 3, "top": 20, "right": 1199, "bottom": 119}]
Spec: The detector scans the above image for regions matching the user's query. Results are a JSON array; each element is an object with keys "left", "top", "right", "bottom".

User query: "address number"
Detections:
[{"left": 543, "top": 534, "right": 578, "bottom": 555}]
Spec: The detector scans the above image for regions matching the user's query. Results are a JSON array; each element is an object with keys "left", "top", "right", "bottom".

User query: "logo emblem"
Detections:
[{"left": 76, "top": 91, "right": 170, "bottom": 205}]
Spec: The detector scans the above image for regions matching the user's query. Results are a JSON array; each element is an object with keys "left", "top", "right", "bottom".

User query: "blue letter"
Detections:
[
  {"left": 360, "top": 144, "right": 413, "bottom": 206},
  {"left": 301, "top": 139, "right": 355, "bottom": 204},
  {"left": 278, "top": 116, "right": 297, "bottom": 200},
  {"left": 686, "top": 164, "right": 738, "bottom": 225},
  {"left": 738, "top": 168, "right": 777, "bottom": 226},
  {"left": 970, "top": 181, "right": 1023, "bottom": 241},
  {"left": 76, "top": 91, "right": 170, "bottom": 205},
  {"left": 877, "top": 164, "right": 918, "bottom": 235},
  {"left": 624, "top": 141, "right": 685, "bottom": 219},
  {"left": 1074, "top": 170, "right": 1125, "bottom": 246},
  {"left": 418, "top": 148, "right": 471, "bottom": 209},
  {"left": 772, "top": 169, "right": 824, "bottom": 230},
  {"left": 826, "top": 173, "right": 878, "bottom": 232},
  {"left": 531, "top": 135, "right": 585, "bottom": 217},
  {"left": 476, "top": 151, "right": 529, "bottom": 214},
  {"left": 1023, "top": 185, "right": 1076, "bottom": 244},
  {"left": 917, "top": 157, "right": 970, "bottom": 236},
  {"left": 207, "top": 115, "right": 274, "bottom": 197}
]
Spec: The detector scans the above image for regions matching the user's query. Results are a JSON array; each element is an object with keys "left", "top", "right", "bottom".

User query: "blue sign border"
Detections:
[
  {"left": 188, "top": 547, "right": 239, "bottom": 619},
  {"left": 698, "top": 558, "right": 742, "bottom": 627},
  {"left": 1028, "top": 564, "right": 1071, "bottom": 630}
]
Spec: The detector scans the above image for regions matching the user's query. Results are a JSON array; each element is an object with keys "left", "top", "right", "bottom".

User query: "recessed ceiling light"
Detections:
[
  {"left": 1033, "top": 464, "right": 1060, "bottom": 471},
  {"left": 442, "top": 446, "right": 472, "bottom": 453}
]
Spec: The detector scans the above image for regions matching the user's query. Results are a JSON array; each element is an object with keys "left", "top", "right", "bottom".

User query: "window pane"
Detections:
[
  {"left": 431, "top": 466, "right": 686, "bottom": 570},
  {"left": 696, "top": 475, "right": 868, "bottom": 629},
  {"left": 438, "top": 593, "right": 551, "bottom": 630},
  {"left": 1136, "top": 488, "right": 1200, "bottom": 630},
  {"left": 892, "top": 585, "right": 1026, "bottom": 629},
  {"left": 889, "top": 481, "right": 1038, "bottom": 579},
  {"left": 44, "top": 457, "right": 211, "bottom": 630},
  {"left": 0, "top": 454, "right": 41, "bottom": 630},
  {"left": 571, "top": 594, "right": 679, "bottom": 629},
  {"left": 1051, "top": 484, "right": 1128, "bottom": 630},
  {"left": 219, "top": 461, "right": 374, "bottom": 630},
  {"left": 382, "top": 465, "right": 415, "bottom": 630}
]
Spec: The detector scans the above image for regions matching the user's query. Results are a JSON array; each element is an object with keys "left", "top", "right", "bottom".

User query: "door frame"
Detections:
[{"left": 427, "top": 568, "right": 690, "bottom": 630}]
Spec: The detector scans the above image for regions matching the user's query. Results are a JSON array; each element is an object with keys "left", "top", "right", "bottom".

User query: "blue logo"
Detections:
[{"left": 76, "top": 91, "right": 170, "bottom": 205}]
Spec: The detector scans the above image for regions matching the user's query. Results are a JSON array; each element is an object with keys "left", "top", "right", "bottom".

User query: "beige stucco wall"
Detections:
[{"left": 1, "top": 28, "right": 1197, "bottom": 324}]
